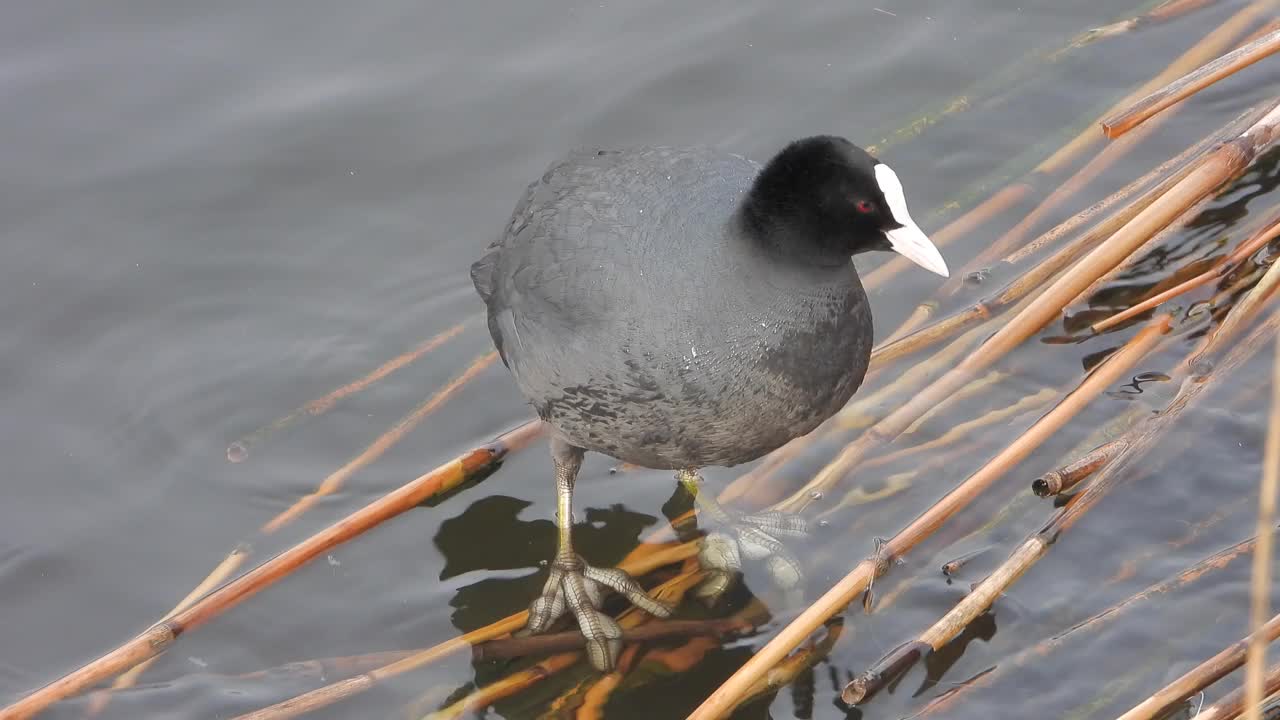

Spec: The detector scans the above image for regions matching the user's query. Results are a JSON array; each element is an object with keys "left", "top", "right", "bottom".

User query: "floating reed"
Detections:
[
  {"left": 1247, "top": 334, "right": 1280, "bottom": 719},
  {"left": 226, "top": 322, "right": 469, "bottom": 463},
  {"left": 0, "top": 420, "right": 542, "bottom": 720},
  {"left": 1103, "top": 27, "right": 1280, "bottom": 138},
  {"left": 1032, "top": 436, "right": 1129, "bottom": 497}
]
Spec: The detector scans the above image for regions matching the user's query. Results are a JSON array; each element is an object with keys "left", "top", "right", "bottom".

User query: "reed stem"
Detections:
[
  {"left": 1103, "top": 27, "right": 1280, "bottom": 138},
  {"left": 1246, "top": 334, "right": 1280, "bottom": 719}
]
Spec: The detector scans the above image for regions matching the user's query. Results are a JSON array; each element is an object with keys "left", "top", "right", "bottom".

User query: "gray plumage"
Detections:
[{"left": 471, "top": 144, "right": 874, "bottom": 470}]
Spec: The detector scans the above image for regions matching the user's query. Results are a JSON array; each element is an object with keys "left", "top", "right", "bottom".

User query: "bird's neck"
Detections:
[{"left": 730, "top": 205, "right": 853, "bottom": 270}]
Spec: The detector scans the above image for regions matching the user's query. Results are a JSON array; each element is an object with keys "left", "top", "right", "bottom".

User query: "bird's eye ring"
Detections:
[{"left": 854, "top": 199, "right": 874, "bottom": 214}]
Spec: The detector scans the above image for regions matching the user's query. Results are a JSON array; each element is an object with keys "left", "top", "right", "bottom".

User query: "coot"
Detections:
[{"left": 471, "top": 135, "right": 947, "bottom": 671}]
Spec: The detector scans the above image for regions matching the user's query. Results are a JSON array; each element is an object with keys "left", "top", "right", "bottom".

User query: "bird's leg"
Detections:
[
  {"left": 526, "top": 438, "right": 673, "bottom": 672},
  {"left": 676, "top": 469, "right": 810, "bottom": 607}
]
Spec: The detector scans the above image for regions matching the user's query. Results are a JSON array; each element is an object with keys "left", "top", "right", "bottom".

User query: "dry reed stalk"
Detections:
[
  {"left": 686, "top": 317, "right": 1170, "bottom": 720},
  {"left": 82, "top": 352, "right": 509, "bottom": 716},
  {"left": 1104, "top": 27, "right": 1280, "bottom": 138},
  {"left": 226, "top": 322, "right": 469, "bottom": 463},
  {"left": 1115, "top": 615, "right": 1280, "bottom": 720},
  {"left": 219, "top": 550, "right": 700, "bottom": 720},
  {"left": 1094, "top": 209, "right": 1280, "bottom": 332},
  {"left": 809, "top": 255, "right": 1277, "bottom": 712},
  {"left": 916, "top": 532, "right": 1268, "bottom": 718},
  {"left": 1032, "top": 437, "right": 1129, "bottom": 496},
  {"left": 1247, "top": 335, "right": 1280, "bottom": 719},
  {"left": 1047, "top": 2, "right": 1226, "bottom": 63},
  {"left": 0, "top": 420, "right": 542, "bottom": 720}
]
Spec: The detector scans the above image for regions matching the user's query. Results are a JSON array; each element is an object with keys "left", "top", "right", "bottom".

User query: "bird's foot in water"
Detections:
[
  {"left": 676, "top": 470, "right": 811, "bottom": 607},
  {"left": 526, "top": 554, "right": 673, "bottom": 671}
]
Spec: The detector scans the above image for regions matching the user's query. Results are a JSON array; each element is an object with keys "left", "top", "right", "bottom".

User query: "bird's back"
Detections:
[{"left": 472, "top": 146, "right": 873, "bottom": 469}]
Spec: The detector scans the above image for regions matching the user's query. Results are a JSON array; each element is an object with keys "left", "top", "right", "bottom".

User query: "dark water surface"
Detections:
[{"left": 5, "top": 1, "right": 1280, "bottom": 718}]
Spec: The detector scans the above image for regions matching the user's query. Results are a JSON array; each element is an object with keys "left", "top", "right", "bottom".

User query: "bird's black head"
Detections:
[{"left": 739, "top": 135, "right": 948, "bottom": 276}]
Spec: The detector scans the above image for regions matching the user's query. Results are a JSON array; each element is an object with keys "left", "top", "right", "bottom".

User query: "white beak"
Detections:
[{"left": 874, "top": 163, "right": 949, "bottom": 277}]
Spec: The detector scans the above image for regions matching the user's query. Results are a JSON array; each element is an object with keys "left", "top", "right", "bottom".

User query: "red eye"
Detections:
[{"left": 854, "top": 199, "right": 874, "bottom": 214}]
